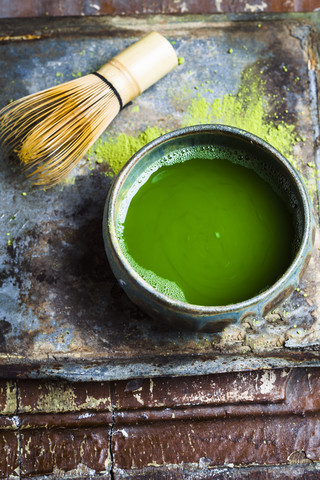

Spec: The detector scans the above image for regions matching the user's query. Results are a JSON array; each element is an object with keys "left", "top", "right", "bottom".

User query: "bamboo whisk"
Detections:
[{"left": 0, "top": 32, "right": 177, "bottom": 187}]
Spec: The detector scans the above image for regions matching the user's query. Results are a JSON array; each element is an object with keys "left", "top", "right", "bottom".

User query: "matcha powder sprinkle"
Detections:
[
  {"left": 88, "top": 126, "right": 164, "bottom": 175},
  {"left": 88, "top": 68, "right": 298, "bottom": 175},
  {"left": 183, "top": 68, "right": 297, "bottom": 164}
]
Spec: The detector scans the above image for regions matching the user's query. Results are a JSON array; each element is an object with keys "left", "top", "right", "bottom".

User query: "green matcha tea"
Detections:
[{"left": 118, "top": 148, "right": 295, "bottom": 306}]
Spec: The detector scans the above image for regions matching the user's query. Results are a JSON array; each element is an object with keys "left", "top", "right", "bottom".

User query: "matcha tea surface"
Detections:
[{"left": 119, "top": 153, "right": 294, "bottom": 306}]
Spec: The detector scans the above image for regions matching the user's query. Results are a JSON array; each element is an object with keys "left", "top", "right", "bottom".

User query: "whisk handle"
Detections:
[{"left": 97, "top": 32, "right": 178, "bottom": 106}]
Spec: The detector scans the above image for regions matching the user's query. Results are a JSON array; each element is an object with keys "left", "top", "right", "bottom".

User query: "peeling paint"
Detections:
[
  {"left": 32, "top": 383, "right": 77, "bottom": 413},
  {"left": 215, "top": 0, "right": 223, "bottom": 13},
  {"left": 24, "top": 436, "right": 32, "bottom": 455},
  {"left": 0, "top": 381, "right": 17, "bottom": 415},
  {"left": 149, "top": 378, "right": 154, "bottom": 395},
  {"left": 89, "top": 3, "right": 101, "bottom": 11},
  {"left": 78, "top": 412, "right": 94, "bottom": 419},
  {"left": 53, "top": 463, "right": 97, "bottom": 477},
  {"left": 187, "top": 432, "right": 196, "bottom": 453},
  {"left": 133, "top": 393, "right": 144, "bottom": 406},
  {"left": 259, "top": 370, "right": 277, "bottom": 394},
  {"left": 147, "top": 460, "right": 162, "bottom": 467},
  {"left": 84, "top": 394, "right": 111, "bottom": 411},
  {"left": 245, "top": 1, "right": 268, "bottom": 12}
]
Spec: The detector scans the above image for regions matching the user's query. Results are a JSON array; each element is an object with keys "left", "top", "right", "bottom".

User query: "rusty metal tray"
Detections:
[{"left": 0, "top": 14, "right": 320, "bottom": 381}]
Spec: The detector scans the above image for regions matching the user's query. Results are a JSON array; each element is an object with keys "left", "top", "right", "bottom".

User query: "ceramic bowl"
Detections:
[{"left": 103, "top": 125, "right": 315, "bottom": 332}]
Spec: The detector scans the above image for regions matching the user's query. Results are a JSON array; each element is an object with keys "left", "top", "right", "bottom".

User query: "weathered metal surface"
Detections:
[
  {"left": 2, "top": 368, "right": 320, "bottom": 477},
  {"left": 0, "top": 15, "right": 320, "bottom": 381}
]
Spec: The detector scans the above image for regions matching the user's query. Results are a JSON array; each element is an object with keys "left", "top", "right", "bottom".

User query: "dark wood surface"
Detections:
[
  {"left": 2, "top": 368, "right": 320, "bottom": 478},
  {"left": 1, "top": 0, "right": 320, "bottom": 18}
]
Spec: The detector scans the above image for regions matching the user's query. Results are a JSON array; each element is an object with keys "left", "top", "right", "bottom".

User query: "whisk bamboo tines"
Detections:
[{"left": 0, "top": 32, "right": 177, "bottom": 187}]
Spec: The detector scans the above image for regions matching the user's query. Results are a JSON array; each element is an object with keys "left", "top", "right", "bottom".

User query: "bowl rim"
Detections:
[{"left": 104, "top": 124, "right": 313, "bottom": 314}]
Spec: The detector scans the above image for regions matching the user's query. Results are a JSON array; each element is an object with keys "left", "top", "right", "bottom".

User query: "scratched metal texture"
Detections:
[{"left": 0, "top": 14, "right": 319, "bottom": 381}]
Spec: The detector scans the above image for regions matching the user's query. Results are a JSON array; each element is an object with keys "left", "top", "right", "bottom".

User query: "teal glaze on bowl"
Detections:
[{"left": 103, "top": 125, "right": 315, "bottom": 332}]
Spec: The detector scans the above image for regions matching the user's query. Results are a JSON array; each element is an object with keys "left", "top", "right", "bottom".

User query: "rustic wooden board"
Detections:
[
  {"left": 1, "top": 0, "right": 320, "bottom": 17},
  {"left": 0, "top": 14, "right": 320, "bottom": 381},
  {"left": 1, "top": 368, "right": 320, "bottom": 477}
]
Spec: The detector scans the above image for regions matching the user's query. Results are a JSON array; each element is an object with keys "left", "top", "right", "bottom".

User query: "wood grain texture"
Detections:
[
  {"left": 0, "top": 369, "right": 320, "bottom": 477},
  {"left": 0, "top": 0, "right": 320, "bottom": 18}
]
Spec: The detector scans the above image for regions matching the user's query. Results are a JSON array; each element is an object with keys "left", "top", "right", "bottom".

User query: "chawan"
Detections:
[{"left": 103, "top": 125, "right": 315, "bottom": 332}]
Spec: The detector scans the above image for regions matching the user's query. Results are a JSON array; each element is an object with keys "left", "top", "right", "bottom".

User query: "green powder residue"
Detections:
[
  {"left": 183, "top": 68, "right": 298, "bottom": 166},
  {"left": 88, "top": 126, "right": 164, "bottom": 175},
  {"left": 88, "top": 66, "right": 301, "bottom": 178}
]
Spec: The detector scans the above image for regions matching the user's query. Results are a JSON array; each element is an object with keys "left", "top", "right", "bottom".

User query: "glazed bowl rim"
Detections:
[{"left": 104, "top": 124, "right": 313, "bottom": 314}]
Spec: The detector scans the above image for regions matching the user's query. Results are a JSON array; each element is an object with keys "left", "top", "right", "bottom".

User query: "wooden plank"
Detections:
[
  {"left": 0, "top": 368, "right": 319, "bottom": 477},
  {"left": 1, "top": 0, "right": 320, "bottom": 18}
]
